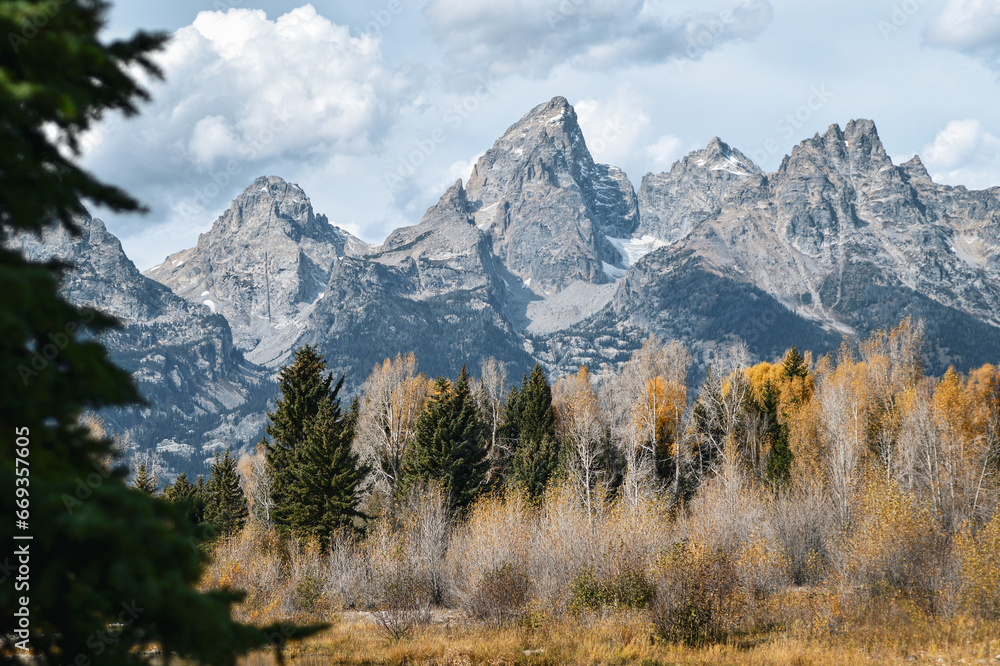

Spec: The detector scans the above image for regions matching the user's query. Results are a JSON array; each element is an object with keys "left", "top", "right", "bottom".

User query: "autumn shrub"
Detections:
[
  {"left": 373, "top": 572, "right": 433, "bottom": 641},
  {"left": 325, "top": 531, "right": 367, "bottom": 609},
  {"left": 682, "top": 467, "right": 765, "bottom": 554},
  {"left": 200, "top": 523, "right": 288, "bottom": 621},
  {"left": 342, "top": 482, "right": 451, "bottom": 611},
  {"left": 569, "top": 560, "right": 654, "bottom": 612},
  {"left": 733, "top": 532, "right": 793, "bottom": 618},
  {"left": 293, "top": 573, "right": 322, "bottom": 614},
  {"left": 467, "top": 562, "right": 531, "bottom": 628},
  {"left": 398, "top": 481, "right": 451, "bottom": 604},
  {"left": 528, "top": 484, "right": 600, "bottom": 610},
  {"left": 288, "top": 539, "right": 331, "bottom": 616},
  {"left": 770, "top": 483, "right": 836, "bottom": 584},
  {"left": 649, "top": 540, "right": 738, "bottom": 645},
  {"left": 448, "top": 491, "right": 532, "bottom": 614},
  {"left": 832, "top": 482, "right": 951, "bottom": 613},
  {"left": 955, "top": 510, "right": 1000, "bottom": 618}
]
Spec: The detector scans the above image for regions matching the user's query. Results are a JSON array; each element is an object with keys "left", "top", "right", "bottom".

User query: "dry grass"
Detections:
[{"left": 234, "top": 605, "right": 1000, "bottom": 666}]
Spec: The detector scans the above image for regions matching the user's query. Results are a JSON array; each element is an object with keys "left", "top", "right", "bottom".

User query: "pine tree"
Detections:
[
  {"left": 0, "top": 1, "right": 314, "bottom": 662},
  {"left": 195, "top": 474, "right": 208, "bottom": 525},
  {"left": 400, "top": 367, "right": 488, "bottom": 513},
  {"left": 266, "top": 345, "right": 335, "bottom": 520},
  {"left": 205, "top": 449, "right": 249, "bottom": 536},
  {"left": 507, "top": 364, "right": 559, "bottom": 499},
  {"left": 132, "top": 462, "right": 157, "bottom": 495},
  {"left": 164, "top": 472, "right": 203, "bottom": 525},
  {"left": 760, "top": 380, "right": 793, "bottom": 486},
  {"left": 783, "top": 346, "right": 808, "bottom": 380},
  {"left": 281, "top": 389, "right": 371, "bottom": 544}
]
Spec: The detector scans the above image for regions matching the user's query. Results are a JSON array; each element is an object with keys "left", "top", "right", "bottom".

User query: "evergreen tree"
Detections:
[
  {"left": 782, "top": 346, "right": 808, "bottom": 380},
  {"left": 164, "top": 472, "right": 203, "bottom": 525},
  {"left": 506, "top": 364, "right": 559, "bottom": 499},
  {"left": 280, "top": 387, "right": 371, "bottom": 544},
  {"left": 491, "top": 382, "right": 523, "bottom": 485},
  {"left": 266, "top": 345, "right": 334, "bottom": 521},
  {"left": 760, "top": 380, "right": 794, "bottom": 486},
  {"left": 132, "top": 462, "right": 157, "bottom": 495},
  {"left": 0, "top": 1, "right": 316, "bottom": 662},
  {"left": 193, "top": 474, "right": 208, "bottom": 526},
  {"left": 205, "top": 449, "right": 249, "bottom": 536},
  {"left": 400, "top": 367, "right": 488, "bottom": 513}
]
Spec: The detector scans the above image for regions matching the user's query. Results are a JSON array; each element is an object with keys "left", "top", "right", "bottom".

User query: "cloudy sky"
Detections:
[{"left": 93, "top": 0, "right": 1000, "bottom": 269}]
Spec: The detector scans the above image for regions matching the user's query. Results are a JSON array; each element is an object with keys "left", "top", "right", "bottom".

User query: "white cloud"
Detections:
[
  {"left": 441, "top": 153, "right": 485, "bottom": 193},
  {"left": 81, "top": 4, "right": 407, "bottom": 267},
  {"left": 920, "top": 119, "right": 1000, "bottom": 190},
  {"left": 423, "top": 0, "right": 773, "bottom": 81},
  {"left": 925, "top": 0, "right": 1000, "bottom": 68},
  {"left": 648, "top": 134, "right": 685, "bottom": 170},
  {"left": 575, "top": 87, "right": 654, "bottom": 167}
]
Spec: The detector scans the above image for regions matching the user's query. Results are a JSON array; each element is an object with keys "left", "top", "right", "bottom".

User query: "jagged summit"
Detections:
[
  {"left": 413, "top": 180, "right": 473, "bottom": 230},
  {"left": 144, "top": 174, "right": 367, "bottom": 367},
  {"left": 196, "top": 175, "right": 341, "bottom": 244},
  {"left": 900, "top": 155, "right": 932, "bottom": 182},
  {"left": 464, "top": 96, "right": 639, "bottom": 294},
  {"left": 781, "top": 119, "right": 893, "bottom": 176},
  {"left": 637, "top": 136, "right": 763, "bottom": 243}
]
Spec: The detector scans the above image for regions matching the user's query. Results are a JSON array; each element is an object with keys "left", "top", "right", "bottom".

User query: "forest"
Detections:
[{"left": 132, "top": 317, "right": 1000, "bottom": 663}]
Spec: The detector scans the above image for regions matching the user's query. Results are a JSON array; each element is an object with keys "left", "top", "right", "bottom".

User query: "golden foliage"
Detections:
[{"left": 956, "top": 511, "right": 1000, "bottom": 618}]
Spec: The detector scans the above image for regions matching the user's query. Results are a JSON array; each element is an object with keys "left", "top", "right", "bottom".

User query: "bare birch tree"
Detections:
[
  {"left": 355, "top": 353, "right": 430, "bottom": 494},
  {"left": 604, "top": 336, "right": 691, "bottom": 507},
  {"left": 553, "top": 366, "right": 606, "bottom": 518},
  {"left": 474, "top": 357, "right": 508, "bottom": 482},
  {"left": 239, "top": 441, "right": 273, "bottom": 524}
]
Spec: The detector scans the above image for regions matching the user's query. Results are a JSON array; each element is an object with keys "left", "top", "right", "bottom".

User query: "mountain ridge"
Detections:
[{"left": 23, "top": 96, "right": 1000, "bottom": 473}]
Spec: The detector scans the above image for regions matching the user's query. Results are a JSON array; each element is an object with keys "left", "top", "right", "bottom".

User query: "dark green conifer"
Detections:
[
  {"left": 400, "top": 366, "right": 488, "bottom": 513},
  {"left": 164, "top": 472, "right": 203, "bottom": 525},
  {"left": 266, "top": 345, "right": 334, "bottom": 518},
  {"left": 205, "top": 449, "right": 248, "bottom": 536},
  {"left": 132, "top": 462, "right": 157, "bottom": 495},
  {"left": 760, "top": 380, "right": 794, "bottom": 486},
  {"left": 782, "top": 346, "right": 808, "bottom": 380},
  {"left": 0, "top": 1, "right": 315, "bottom": 660},
  {"left": 506, "top": 364, "right": 559, "bottom": 499},
  {"left": 279, "top": 379, "right": 370, "bottom": 543}
]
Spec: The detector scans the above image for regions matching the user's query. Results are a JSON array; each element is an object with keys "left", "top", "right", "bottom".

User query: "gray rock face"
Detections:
[
  {"left": 637, "top": 137, "right": 764, "bottom": 244},
  {"left": 144, "top": 176, "right": 367, "bottom": 368},
  {"left": 601, "top": 118, "right": 1000, "bottom": 375},
  {"left": 10, "top": 215, "right": 272, "bottom": 475},
  {"left": 374, "top": 180, "right": 505, "bottom": 300},
  {"left": 303, "top": 180, "right": 534, "bottom": 387},
  {"left": 464, "top": 96, "right": 639, "bottom": 294}
]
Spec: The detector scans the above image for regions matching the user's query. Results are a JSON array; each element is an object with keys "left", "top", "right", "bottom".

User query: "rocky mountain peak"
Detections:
[
  {"left": 899, "top": 155, "right": 932, "bottom": 182},
  {"left": 204, "top": 175, "right": 336, "bottom": 245},
  {"left": 843, "top": 118, "right": 893, "bottom": 172},
  {"left": 636, "top": 137, "right": 764, "bottom": 244},
  {"left": 773, "top": 118, "right": 928, "bottom": 266},
  {"left": 419, "top": 179, "right": 472, "bottom": 229},
  {"left": 144, "top": 175, "right": 367, "bottom": 367},
  {"left": 463, "top": 96, "right": 638, "bottom": 294},
  {"left": 785, "top": 119, "right": 892, "bottom": 177}
]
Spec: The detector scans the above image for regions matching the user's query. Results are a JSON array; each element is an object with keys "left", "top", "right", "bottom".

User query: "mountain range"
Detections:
[{"left": 15, "top": 96, "right": 1000, "bottom": 475}]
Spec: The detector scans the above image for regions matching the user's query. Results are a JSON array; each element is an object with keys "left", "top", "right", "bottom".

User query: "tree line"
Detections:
[{"left": 151, "top": 316, "right": 994, "bottom": 554}]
